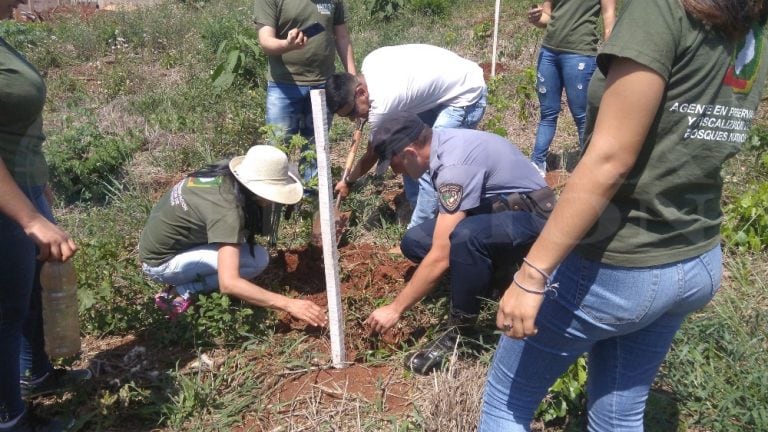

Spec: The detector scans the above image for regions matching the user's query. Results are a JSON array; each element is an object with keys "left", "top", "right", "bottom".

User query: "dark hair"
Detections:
[
  {"left": 188, "top": 160, "right": 264, "bottom": 256},
  {"left": 681, "top": 0, "right": 768, "bottom": 40},
  {"left": 325, "top": 72, "right": 357, "bottom": 113}
]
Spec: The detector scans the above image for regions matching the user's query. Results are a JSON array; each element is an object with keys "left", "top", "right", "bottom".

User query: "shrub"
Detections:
[
  {"left": 45, "top": 120, "right": 142, "bottom": 203},
  {"left": 408, "top": 0, "right": 450, "bottom": 17},
  {"left": 536, "top": 357, "right": 587, "bottom": 423},
  {"left": 0, "top": 20, "right": 62, "bottom": 70},
  {"left": 0, "top": 20, "right": 50, "bottom": 51},
  {"left": 69, "top": 193, "right": 157, "bottom": 335},
  {"left": 722, "top": 182, "right": 768, "bottom": 251},
  {"left": 365, "top": 0, "right": 405, "bottom": 20}
]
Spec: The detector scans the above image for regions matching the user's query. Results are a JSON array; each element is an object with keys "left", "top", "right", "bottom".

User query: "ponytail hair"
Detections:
[
  {"left": 680, "top": 0, "right": 768, "bottom": 40},
  {"left": 188, "top": 160, "right": 265, "bottom": 256}
]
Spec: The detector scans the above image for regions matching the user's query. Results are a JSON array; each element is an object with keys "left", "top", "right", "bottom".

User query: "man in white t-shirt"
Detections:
[{"left": 325, "top": 44, "right": 487, "bottom": 228}]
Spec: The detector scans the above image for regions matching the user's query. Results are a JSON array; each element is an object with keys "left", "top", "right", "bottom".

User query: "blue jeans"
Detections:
[
  {"left": 479, "top": 245, "right": 722, "bottom": 431},
  {"left": 265, "top": 81, "right": 333, "bottom": 184},
  {"left": 0, "top": 185, "right": 54, "bottom": 421},
  {"left": 400, "top": 207, "right": 545, "bottom": 316},
  {"left": 404, "top": 90, "right": 488, "bottom": 228},
  {"left": 531, "top": 47, "right": 596, "bottom": 166},
  {"left": 142, "top": 243, "right": 269, "bottom": 298}
]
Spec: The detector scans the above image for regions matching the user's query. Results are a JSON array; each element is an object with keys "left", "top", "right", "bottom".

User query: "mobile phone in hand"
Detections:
[{"left": 300, "top": 22, "right": 325, "bottom": 39}]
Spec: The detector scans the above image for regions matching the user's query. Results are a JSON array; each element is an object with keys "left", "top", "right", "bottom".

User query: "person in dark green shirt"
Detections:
[
  {"left": 1, "top": 1, "right": 91, "bottom": 431},
  {"left": 482, "top": 0, "right": 768, "bottom": 430},
  {"left": 140, "top": 145, "right": 327, "bottom": 327},
  {"left": 253, "top": 0, "right": 356, "bottom": 184},
  {"left": 528, "top": 0, "right": 616, "bottom": 175}
]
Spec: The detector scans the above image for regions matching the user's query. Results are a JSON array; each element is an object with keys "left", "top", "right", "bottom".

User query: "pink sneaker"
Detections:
[
  {"left": 154, "top": 290, "right": 193, "bottom": 320},
  {"left": 168, "top": 297, "right": 193, "bottom": 319}
]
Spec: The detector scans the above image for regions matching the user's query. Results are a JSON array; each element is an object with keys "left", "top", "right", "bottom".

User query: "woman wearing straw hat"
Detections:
[{"left": 139, "top": 145, "right": 327, "bottom": 326}]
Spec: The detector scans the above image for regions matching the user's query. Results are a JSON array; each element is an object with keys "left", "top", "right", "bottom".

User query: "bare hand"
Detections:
[
  {"left": 364, "top": 304, "right": 401, "bottom": 335},
  {"left": 496, "top": 272, "right": 546, "bottom": 339},
  {"left": 285, "top": 28, "right": 308, "bottom": 51},
  {"left": 285, "top": 298, "right": 328, "bottom": 327},
  {"left": 528, "top": 5, "right": 543, "bottom": 24},
  {"left": 24, "top": 216, "right": 78, "bottom": 262},
  {"left": 334, "top": 180, "right": 350, "bottom": 199}
]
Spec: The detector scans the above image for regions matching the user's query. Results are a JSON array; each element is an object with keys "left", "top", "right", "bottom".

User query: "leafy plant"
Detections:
[
  {"left": 365, "top": 0, "right": 405, "bottom": 20},
  {"left": 0, "top": 20, "right": 50, "bottom": 51},
  {"left": 535, "top": 356, "right": 587, "bottom": 423},
  {"left": 484, "top": 113, "right": 508, "bottom": 137},
  {"left": 722, "top": 182, "right": 768, "bottom": 251},
  {"left": 407, "top": 0, "right": 449, "bottom": 17},
  {"left": 46, "top": 120, "right": 142, "bottom": 203},
  {"left": 260, "top": 124, "right": 318, "bottom": 189},
  {"left": 211, "top": 35, "right": 266, "bottom": 92},
  {"left": 192, "top": 292, "right": 268, "bottom": 345},
  {"left": 513, "top": 66, "right": 538, "bottom": 121},
  {"left": 472, "top": 21, "right": 492, "bottom": 42},
  {"left": 72, "top": 194, "right": 157, "bottom": 335}
]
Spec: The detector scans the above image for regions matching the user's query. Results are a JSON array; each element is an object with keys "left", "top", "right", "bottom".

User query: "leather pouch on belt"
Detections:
[{"left": 526, "top": 187, "right": 556, "bottom": 219}]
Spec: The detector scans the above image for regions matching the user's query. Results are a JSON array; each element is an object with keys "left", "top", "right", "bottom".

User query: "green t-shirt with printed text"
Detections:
[
  {"left": 0, "top": 37, "right": 48, "bottom": 186},
  {"left": 542, "top": 0, "right": 602, "bottom": 56},
  {"left": 253, "top": 0, "right": 346, "bottom": 85},
  {"left": 578, "top": 0, "right": 768, "bottom": 267},
  {"left": 139, "top": 175, "right": 245, "bottom": 266}
]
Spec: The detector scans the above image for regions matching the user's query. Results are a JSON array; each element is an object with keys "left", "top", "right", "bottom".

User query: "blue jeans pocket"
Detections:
[{"left": 572, "top": 256, "right": 660, "bottom": 325}]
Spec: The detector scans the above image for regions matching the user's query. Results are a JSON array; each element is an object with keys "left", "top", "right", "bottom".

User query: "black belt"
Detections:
[{"left": 491, "top": 187, "right": 556, "bottom": 219}]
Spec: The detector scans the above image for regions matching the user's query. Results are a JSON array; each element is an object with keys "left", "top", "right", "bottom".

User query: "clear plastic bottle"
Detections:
[{"left": 39, "top": 260, "right": 81, "bottom": 358}]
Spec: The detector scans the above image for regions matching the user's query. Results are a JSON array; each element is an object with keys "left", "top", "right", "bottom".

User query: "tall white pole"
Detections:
[
  {"left": 310, "top": 89, "right": 346, "bottom": 368},
  {"left": 491, "top": 0, "right": 501, "bottom": 77}
]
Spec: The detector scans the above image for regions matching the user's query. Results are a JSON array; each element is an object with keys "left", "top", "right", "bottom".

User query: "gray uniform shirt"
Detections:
[{"left": 429, "top": 128, "right": 546, "bottom": 214}]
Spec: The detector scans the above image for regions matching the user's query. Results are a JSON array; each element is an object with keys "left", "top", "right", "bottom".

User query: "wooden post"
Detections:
[
  {"left": 491, "top": 0, "right": 501, "bottom": 77},
  {"left": 310, "top": 89, "right": 346, "bottom": 368}
]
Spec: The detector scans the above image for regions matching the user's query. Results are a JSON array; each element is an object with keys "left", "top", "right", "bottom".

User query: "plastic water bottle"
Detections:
[{"left": 39, "top": 260, "right": 81, "bottom": 358}]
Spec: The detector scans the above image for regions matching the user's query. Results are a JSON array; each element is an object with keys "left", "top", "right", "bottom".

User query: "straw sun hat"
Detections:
[{"left": 229, "top": 145, "right": 303, "bottom": 205}]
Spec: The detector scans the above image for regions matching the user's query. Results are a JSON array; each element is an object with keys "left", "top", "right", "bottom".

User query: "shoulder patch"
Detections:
[
  {"left": 186, "top": 176, "right": 222, "bottom": 188},
  {"left": 438, "top": 183, "right": 463, "bottom": 212}
]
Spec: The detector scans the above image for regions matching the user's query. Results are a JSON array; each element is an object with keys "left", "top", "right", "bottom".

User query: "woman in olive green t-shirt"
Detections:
[
  {"left": 483, "top": 0, "right": 768, "bottom": 430},
  {"left": 1, "top": 1, "right": 81, "bottom": 430}
]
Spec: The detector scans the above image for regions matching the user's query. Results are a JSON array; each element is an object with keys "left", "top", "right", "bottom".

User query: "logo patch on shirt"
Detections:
[
  {"left": 316, "top": 2, "right": 332, "bottom": 14},
  {"left": 439, "top": 183, "right": 463, "bottom": 212},
  {"left": 723, "top": 24, "right": 763, "bottom": 94},
  {"left": 186, "top": 176, "right": 222, "bottom": 188}
]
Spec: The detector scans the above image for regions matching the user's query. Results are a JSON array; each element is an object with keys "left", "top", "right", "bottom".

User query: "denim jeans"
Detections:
[
  {"left": 531, "top": 47, "right": 596, "bottom": 167},
  {"left": 266, "top": 81, "right": 333, "bottom": 184},
  {"left": 403, "top": 90, "right": 488, "bottom": 228},
  {"left": 142, "top": 243, "right": 269, "bottom": 298},
  {"left": 479, "top": 245, "right": 722, "bottom": 431},
  {"left": 400, "top": 208, "right": 545, "bottom": 316},
  {"left": 0, "top": 185, "right": 54, "bottom": 421}
]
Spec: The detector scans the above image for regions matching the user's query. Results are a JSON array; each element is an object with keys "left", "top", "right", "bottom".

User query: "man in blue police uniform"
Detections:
[{"left": 363, "top": 112, "right": 555, "bottom": 375}]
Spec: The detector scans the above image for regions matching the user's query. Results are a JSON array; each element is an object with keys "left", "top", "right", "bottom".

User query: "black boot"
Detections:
[{"left": 403, "top": 311, "right": 477, "bottom": 375}]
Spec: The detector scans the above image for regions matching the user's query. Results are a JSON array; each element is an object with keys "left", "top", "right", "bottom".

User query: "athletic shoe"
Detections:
[{"left": 20, "top": 368, "right": 92, "bottom": 399}]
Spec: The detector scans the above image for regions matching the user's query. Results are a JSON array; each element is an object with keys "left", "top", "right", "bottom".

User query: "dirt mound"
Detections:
[{"left": 263, "top": 243, "right": 419, "bottom": 359}]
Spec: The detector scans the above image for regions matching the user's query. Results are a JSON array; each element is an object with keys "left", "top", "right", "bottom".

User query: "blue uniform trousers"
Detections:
[{"left": 400, "top": 209, "right": 548, "bottom": 316}]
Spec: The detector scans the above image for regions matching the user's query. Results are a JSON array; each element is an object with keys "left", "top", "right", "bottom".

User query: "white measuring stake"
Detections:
[
  {"left": 310, "top": 89, "right": 346, "bottom": 368},
  {"left": 491, "top": 0, "right": 501, "bottom": 77}
]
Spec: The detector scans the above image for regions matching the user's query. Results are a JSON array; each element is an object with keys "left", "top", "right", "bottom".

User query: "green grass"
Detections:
[{"left": 15, "top": 0, "right": 768, "bottom": 429}]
